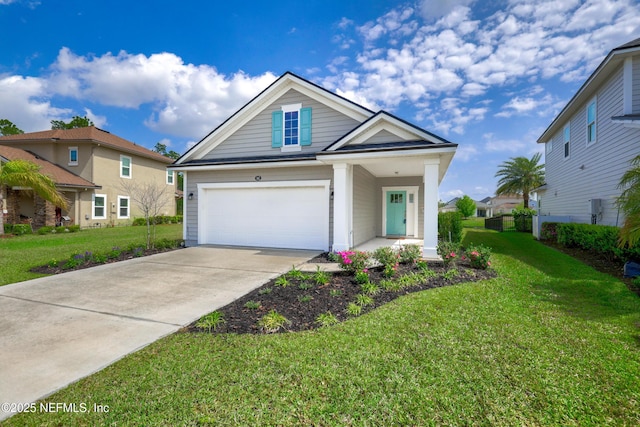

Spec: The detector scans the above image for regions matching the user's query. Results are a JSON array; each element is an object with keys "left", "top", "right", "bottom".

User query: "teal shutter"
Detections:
[
  {"left": 272, "top": 111, "right": 283, "bottom": 148},
  {"left": 300, "top": 107, "right": 312, "bottom": 146}
]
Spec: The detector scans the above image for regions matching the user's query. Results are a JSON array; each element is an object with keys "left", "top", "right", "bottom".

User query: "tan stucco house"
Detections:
[{"left": 0, "top": 127, "right": 176, "bottom": 229}]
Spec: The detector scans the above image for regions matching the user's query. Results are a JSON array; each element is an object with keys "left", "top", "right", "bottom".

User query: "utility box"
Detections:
[{"left": 589, "top": 198, "right": 603, "bottom": 215}]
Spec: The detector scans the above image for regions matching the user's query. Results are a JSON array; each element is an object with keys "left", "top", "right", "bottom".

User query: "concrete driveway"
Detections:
[{"left": 0, "top": 246, "right": 318, "bottom": 421}]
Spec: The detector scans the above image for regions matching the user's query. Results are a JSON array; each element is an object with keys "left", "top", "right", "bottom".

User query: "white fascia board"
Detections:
[
  {"left": 168, "top": 159, "right": 324, "bottom": 172},
  {"left": 612, "top": 118, "right": 640, "bottom": 128},
  {"left": 318, "top": 146, "right": 457, "bottom": 163}
]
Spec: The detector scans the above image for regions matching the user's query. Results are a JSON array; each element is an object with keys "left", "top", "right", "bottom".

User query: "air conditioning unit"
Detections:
[{"left": 589, "top": 198, "right": 603, "bottom": 216}]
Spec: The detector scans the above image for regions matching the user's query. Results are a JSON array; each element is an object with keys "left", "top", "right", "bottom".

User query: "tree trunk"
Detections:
[{"left": 523, "top": 193, "right": 530, "bottom": 209}]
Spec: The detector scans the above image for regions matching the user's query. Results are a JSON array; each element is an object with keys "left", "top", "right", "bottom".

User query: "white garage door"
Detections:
[{"left": 199, "top": 181, "right": 330, "bottom": 250}]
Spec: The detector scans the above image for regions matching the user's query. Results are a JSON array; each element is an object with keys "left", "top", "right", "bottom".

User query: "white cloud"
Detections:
[
  {"left": 47, "top": 48, "right": 278, "bottom": 138},
  {"left": 418, "top": 0, "right": 476, "bottom": 21}
]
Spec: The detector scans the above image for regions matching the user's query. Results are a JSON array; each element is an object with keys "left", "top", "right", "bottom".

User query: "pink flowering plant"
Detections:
[
  {"left": 335, "top": 250, "right": 371, "bottom": 275},
  {"left": 398, "top": 244, "right": 422, "bottom": 264},
  {"left": 465, "top": 244, "right": 492, "bottom": 270},
  {"left": 437, "top": 241, "right": 460, "bottom": 268}
]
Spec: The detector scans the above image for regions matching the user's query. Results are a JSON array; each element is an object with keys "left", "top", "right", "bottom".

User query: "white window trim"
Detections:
[
  {"left": 117, "top": 195, "right": 130, "bottom": 219},
  {"left": 68, "top": 147, "right": 78, "bottom": 166},
  {"left": 281, "top": 103, "right": 302, "bottom": 153},
  {"left": 563, "top": 124, "right": 570, "bottom": 160},
  {"left": 586, "top": 97, "right": 597, "bottom": 146},
  {"left": 166, "top": 169, "right": 174, "bottom": 185},
  {"left": 120, "top": 155, "right": 132, "bottom": 179},
  {"left": 93, "top": 194, "right": 107, "bottom": 219}
]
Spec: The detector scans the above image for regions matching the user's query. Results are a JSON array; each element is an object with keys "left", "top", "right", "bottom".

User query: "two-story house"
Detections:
[
  {"left": 536, "top": 37, "right": 640, "bottom": 228},
  {"left": 0, "top": 126, "right": 176, "bottom": 229},
  {"left": 171, "top": 72, "right": 457, "bottom": 258}
]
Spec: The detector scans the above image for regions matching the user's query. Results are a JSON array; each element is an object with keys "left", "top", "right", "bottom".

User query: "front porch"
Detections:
[{"left": 354, "top": 237, "right": 424, "bottom": 253}]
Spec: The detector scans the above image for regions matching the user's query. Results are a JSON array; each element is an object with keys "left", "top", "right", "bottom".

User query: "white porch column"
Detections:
[
  {"left": 423, "top": 158, "right": 440, "bottom": 259},
  {"left": 332, "top": 163, "right": 353, "bottom": 252}
]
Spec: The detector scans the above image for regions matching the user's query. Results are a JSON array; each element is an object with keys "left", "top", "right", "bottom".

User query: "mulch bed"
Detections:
[
  {"left": 29, "top": 246, "right": 184, "bottom": 275},
  {"left": 185, "top": 259, "right": 496, "bottom": 335}
]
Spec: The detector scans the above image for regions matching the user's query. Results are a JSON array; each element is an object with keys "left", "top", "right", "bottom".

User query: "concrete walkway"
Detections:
[{"left": 0, "top": 246, "right": 318, "bottom": 421}]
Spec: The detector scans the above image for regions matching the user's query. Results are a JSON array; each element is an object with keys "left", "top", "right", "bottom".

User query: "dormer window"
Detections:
[{"left": 272, "top": 104, "right": 312, "bottom": 152}]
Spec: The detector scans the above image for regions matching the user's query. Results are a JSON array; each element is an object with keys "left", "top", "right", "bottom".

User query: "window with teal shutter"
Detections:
[
  {"left": 272, "top": 111, "right": 283, "bottom": 148},
  {"left": 300, "top": 107, "right": 312, "bottom": 146}
]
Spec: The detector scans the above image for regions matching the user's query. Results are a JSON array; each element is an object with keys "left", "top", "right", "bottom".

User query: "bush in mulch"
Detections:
[{"left": 185, "top": 257, "right": 496, "bottom": 335}]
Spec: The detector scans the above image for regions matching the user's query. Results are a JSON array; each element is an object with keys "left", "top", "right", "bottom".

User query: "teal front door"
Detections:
[{"left": 386, "top": 191, "right": 406, "bottom": 235}]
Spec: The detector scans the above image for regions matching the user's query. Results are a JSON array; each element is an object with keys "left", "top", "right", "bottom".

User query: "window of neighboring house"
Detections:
[
  {"left": 271, "top": 104, "right": 312, "bottom": 152},
  {"left": 120, "top": 155, "right": 132, "bottom": 178},
  {"left": 563, "top": 124, "right": 570, "bottom": 159},
  {"left": 93, "top": 194, "right": 106, "bottom": 219},
  {"left": 587, "top": 98, "right": 597, "bottom": 145},
  {"left": 117, "top": 196, "right": 130, "bottom": 219},
  {"left": 167, "top": 170, "right": 174, "bottom": 185},
  {"left": 68, "top": 147, "right": 78, "bottom": 166}
]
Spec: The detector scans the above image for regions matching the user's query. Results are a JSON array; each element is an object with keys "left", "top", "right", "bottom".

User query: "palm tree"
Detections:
[
  {"left": 0, "top": 159, "right": 68, "bottom": 235},
  {"left": 495, "top": 153, "right": 545, "bottom": 209},
  {"left": 617, "top": 155, "right": 640, "bottom": 247}
]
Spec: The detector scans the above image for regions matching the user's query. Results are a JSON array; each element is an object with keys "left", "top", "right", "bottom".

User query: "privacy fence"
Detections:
[{"left": 484, "top": 214, "right": 532, "bottom": 233}]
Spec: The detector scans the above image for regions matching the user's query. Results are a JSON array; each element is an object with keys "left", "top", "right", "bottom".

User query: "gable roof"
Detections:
[
  {"left": 0, "top": 145, "right": 100, "bottom": 189},
  {"left": 538, "top": 36, "right": 640, "bottom": 142},
  {"left": 175, "top": 72, "right": 375, "bottom": 164},
  {"left": 0, "top": 126, "right": 172, "bottom": 163}
]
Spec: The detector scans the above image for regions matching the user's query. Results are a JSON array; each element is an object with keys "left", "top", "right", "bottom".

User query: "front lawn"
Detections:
[
  {"left": 5, "top": 230, "right": 640, "bottom": 426},
  {"left": 0, "top": 224, "right": 182, "bottom": 286}
]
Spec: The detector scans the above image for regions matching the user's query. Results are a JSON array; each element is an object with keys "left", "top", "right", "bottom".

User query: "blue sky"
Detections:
[{"left": 1, "top": 0, "right": 639, "bottom": 201}]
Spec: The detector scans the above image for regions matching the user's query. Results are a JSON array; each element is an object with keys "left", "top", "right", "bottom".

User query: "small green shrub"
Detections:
[
  {"left": 92, "top": 253, "right": 108, "bottom": 264},
  {"left": 244, "top": 300, "right": 261, "bottom": 310},
  {"left": 315, "top": 311, "right": 339, "bottom": 327},
  {"left": 287, "top": 266, "right": 308, "bottom": 281},
  {"left": 258, "top": 287, "right": 272, "bottom": 295},
  {"left": 55, "top": 226, "right": 69, "bottom": 233},
  {"left": 329, "top": 289, "right": 342, "bottom": 297},
  {"left": 398, "top": 244, "right": 422, "bottom": 264},
  {"left": 298, "top": 295, "right": 313, "bottom": 303},
  {"left": 312, "top": 267, "right": 330, "bottom": 285},
  {"left": 345, "top": 302, "right": 362, "bottom": 317},
  {"left": 37, "top": 226, "right": 55, "bottom": 235},
  {"left": 258, "top": 310, "right": 290, "bottom": 333},
  {"left": 327, "top": 252, "right": 341, "bottom": 262},
  {"left": 372, "top": 246, "right": 400, "bottom": 269},
  {"left": 3, "top": 223, "right": 13, "bottom": 234},
  {"left": 67, "top": 225, "right": 81, "bottom": 232},
  {"left": 107, "top": 247, "right": 122, "bottom": 259},
  {"left": 442, "top": 269, "right": 459, "bottom": 280},
  {"left": 379, "top": 278, "right": 401, "bottom": 292},
  {"left": 355, "top": 294, "right": 374, "bottom": 307},
  {"left": 360, "top": 281, "right": 379, "bottom": 295},
  {"left": 354, "top": 269, "right": 370, "bottom": 285},
  {"left": 12, "top": 224, "right": 32, "bottom": 235},
  {"left": 275, "top": 276, "right": 290, "bottom": 287},
  {"left": 196, "top": 311, "right": 225, "bottom": 332},
  {"left": 298, "top": 282, "right": 313, "bottom": 290},
  {"left": 438, "top": 211, "right": 463, "bottom": 243}
]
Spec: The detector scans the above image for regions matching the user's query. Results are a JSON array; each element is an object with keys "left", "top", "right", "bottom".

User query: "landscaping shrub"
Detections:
[
  {"left": 37, "top": 226, "right": 55, "bottom": 235},
  {"left": 3, "top": 223, "right": 13, "bottom": 234},
  {"left": 398, "top": 244, "right": 422, "bottom": 264},
  {"left": 132, "top": 215, "right": 183, "bottom": 226},
  {"left": 540, "top": 222, "right": 559, "bottom": 241},
  {"left": 513, "top": 207, "right": 535, "bottom": 232},
  {"left": 555, "top": 223, "right": 636, "bottom": 261},
  {"left": 372, "top": 246, "right": 400, "bottom": 276},
  {"left": 438, "top": 211, "right": 462, "bottom": 243},
  {"left": 11, "top": 223, "right": 32, "bottom": 235},
  {"left": 464, "top": 243, "right": 492, "bottom": 270},
  {"left": 437, "top": 241, "right": 461, "bottom": 268},
  {"left": 335, "top": 250, "right": 371, "bottom": 275}
]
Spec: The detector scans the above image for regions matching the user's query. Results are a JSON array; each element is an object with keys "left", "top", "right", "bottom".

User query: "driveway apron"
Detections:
[{"left": 0, "top": 246, "right": 317, "bottom": 421}]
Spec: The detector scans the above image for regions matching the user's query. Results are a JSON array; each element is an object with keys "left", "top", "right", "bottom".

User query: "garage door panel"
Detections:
[{"left": 200, "top": 184, "right": 329, "bottom": 250}]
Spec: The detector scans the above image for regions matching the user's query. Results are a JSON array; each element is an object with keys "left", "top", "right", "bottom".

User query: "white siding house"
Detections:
[{"left": 537, "top": 37, "right": 640, "bottom": 227}]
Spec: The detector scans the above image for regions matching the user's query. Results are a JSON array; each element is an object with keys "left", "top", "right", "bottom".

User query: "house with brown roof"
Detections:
[{"left": 0, "top": 127, "right": 176, "bottom": 229}]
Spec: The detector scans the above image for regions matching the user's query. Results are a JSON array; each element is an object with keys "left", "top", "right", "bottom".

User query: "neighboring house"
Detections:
[
  {"left": 486, "top": 194, "right": 523, "bottom": 217},
  {"left": 171, "top": 72, "right": 457, "bottom": 258},
  {"left": 0, "top": 127, "right": 175, "bottom": 228},
  {"left": 536, "top": 37, "right": 640, "bottom": 226},
  {"left": 438, "top": 197, "right": 489, "bottom": 217}
]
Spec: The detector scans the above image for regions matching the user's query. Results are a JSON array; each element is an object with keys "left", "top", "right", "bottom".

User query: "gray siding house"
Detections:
[
  {"left": 537, "top": 37, "right": 640, "bottom": 227},
  {"left": 171, "top": 72, "right": 457, "bottom": 258}
]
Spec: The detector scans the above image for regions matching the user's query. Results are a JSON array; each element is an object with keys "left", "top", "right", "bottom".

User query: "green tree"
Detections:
[
  {"left": 0, "top": 159, "right": 68, "bottom": 235},
  {"left": 0, "top": 119, "right": 24, "bottom": 136},
  {"left": 617, "top": 155, "right": 640, "bottom": 247},
  {"left": 455, "top": 195, "right": 476, "bottom": 218},
  {"left": 51, "top": 115, "right": 94, "bottom": 130},
  {"left": 495, "top": 153, "right": 545, "bottom": 209},
  {"left": 153, "top": 142, "right": 180, "bottom": 160}
]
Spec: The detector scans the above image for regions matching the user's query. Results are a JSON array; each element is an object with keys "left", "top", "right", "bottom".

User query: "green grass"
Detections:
[
  {"left": 5, "top": 230, "right": 640, "bottom": 426},
  {"left": 0, "top": 225, "right": 182, "bottom": 286},
  {"left": 462, "top": 217, "right": 485, "bottom": 228}
]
